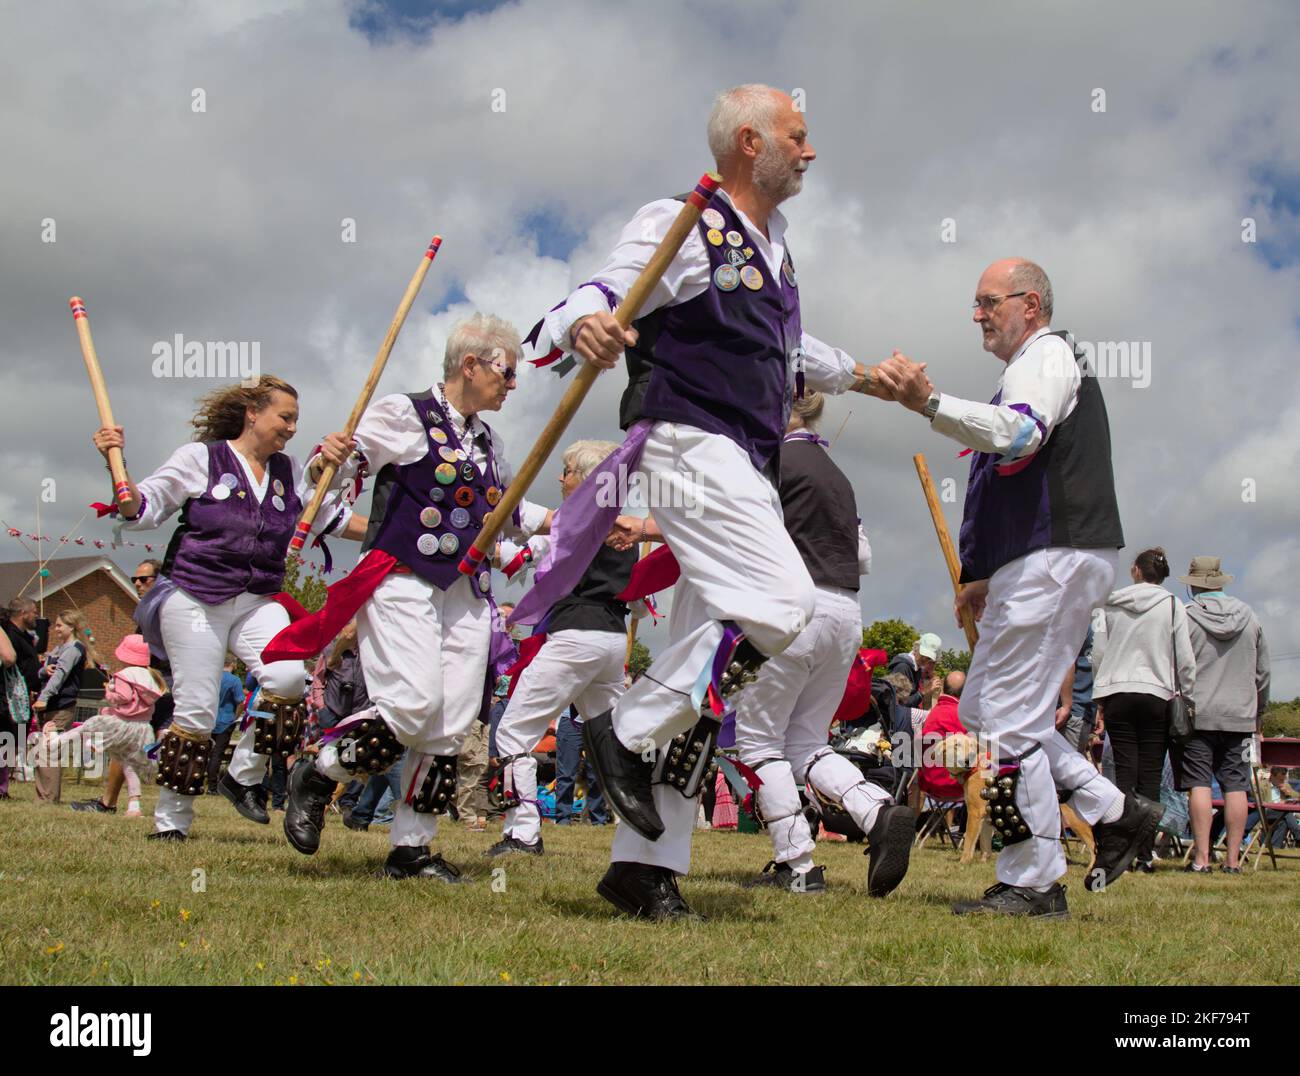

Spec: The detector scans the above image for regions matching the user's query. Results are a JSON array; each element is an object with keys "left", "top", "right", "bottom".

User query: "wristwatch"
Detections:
[{"left": 922, "top": 392, "right": 941, "bottom": 420}]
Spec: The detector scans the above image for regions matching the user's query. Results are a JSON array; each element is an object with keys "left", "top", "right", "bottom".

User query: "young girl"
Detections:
[
  {"left": 50, "top": 634, "right": 166, "bottom": 818},
  {"left": 33, "top": 610, "right": 100, "bottom": 803}
]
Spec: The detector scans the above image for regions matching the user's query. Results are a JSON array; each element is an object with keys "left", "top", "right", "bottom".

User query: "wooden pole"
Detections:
[
  {"left": 913, "top": 453, "right": 978, "bottom": 651},
  {"left": 458, "top": 172, "right": 722, "bottom": 577},
  {"left": 69, "top": 297, "right": 131, "bottom": 506},
  {"left": 289, "top": 236, "right": 443, "bottom": 552}
]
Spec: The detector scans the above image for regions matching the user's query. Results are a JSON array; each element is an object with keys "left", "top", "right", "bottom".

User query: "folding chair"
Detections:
[{"left": 1253, "top": 737, "right": 1300, "bottom": 871}]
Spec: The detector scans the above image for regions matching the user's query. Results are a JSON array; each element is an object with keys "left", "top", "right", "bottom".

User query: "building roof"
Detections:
[{"left": 0, "top": 555, "right": 138, "bottom": 607}]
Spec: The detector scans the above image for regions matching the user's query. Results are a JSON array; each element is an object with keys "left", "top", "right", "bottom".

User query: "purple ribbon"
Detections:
[{"left": 509, "top": 420, "right": 653, "bottom": 627}]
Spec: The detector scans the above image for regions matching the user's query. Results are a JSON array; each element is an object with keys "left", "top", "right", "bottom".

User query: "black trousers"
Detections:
[{"left": 1102, "top": 691, "right": 1168, "bottom": 858}]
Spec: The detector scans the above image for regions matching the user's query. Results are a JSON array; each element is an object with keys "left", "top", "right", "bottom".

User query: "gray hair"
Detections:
[
  {"left": 5, "top": 595, "right": 35, "bottom": 618},
  {"left": 443, "top": 313, "right": 521, "bottom": 381},
  {"left": 562, "top": 439, "right": 621, "bottom": 482},
  {"left": 1009, "top": 260, "right": 1053, "bottom": 320},
  {"left": 707, "top": 84, "right": 782, "bottom": 165}
]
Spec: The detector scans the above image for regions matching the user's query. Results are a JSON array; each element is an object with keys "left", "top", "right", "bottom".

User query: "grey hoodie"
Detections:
[
  {"left": 1092, "top": 582, "right": 1196, "bottom": 704},
  {"left": 1184, "top": 593, "right": 1269, "bottom": 733}
]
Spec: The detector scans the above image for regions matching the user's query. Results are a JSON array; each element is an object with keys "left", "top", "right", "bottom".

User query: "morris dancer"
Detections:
[
  {"left": 92, "top": 376, "right": 358, "bottom": 841},
  {"left": 520, "top": 85, "right": 904, "bottom": 920},
  {"left": 270, "top": 314, "right": 591, "bottom": 880},
  {"left": 725, "top": 391, "right": 910, "bottom": 894},
  {"left": 486, "top": 440, "right": 642, "bottom": 858},
  {"left": 878, "top": 258, "right": 1163, "bottom": 918}
]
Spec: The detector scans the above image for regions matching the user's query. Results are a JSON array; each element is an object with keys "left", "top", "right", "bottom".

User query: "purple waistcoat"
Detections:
[
  {"left": 958, "top": 333, "right": 1125, "bottom": 583},
  {"left": 360, "top": 392, "right": 511, "bottom": 599},
  {"left": 165, "top": 442, "right": 301, "bottom": 605},
  {"left": 618, "top": 196, "right": 803, "bottom": 472}
]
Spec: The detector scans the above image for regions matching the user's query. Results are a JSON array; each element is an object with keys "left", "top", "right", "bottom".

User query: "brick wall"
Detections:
[{"left": 39, "top": 571, "right": 138, "bottom": 673}]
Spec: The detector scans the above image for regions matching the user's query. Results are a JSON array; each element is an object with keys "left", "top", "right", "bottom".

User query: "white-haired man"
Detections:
[
  {"left": 273, "top": 314, "right": 600, "bottom": 879},
  {"left": 878, "top": 258, "right": 1162, "bottom": 918},
  {"left": 526, "top": 85, "right": 906, "bottom": 920},
  {"left": 486, "top": 439, "right": 643, "bottom": 858}
]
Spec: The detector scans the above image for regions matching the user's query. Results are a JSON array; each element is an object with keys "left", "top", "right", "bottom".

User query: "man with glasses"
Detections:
[
  {"left": 877, "top": 258, "right": 1161, "bottom": 919},
  {"left": 276, "top": 313, "right": 579, "bottom": 880},
  {"left": 70, "top": 559, "right": 176, "bottom": 814}
]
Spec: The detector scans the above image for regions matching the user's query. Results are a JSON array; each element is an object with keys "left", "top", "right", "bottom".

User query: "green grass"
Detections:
[{"left": 2, "top": 776, "right": 1295, "bottom": 985}]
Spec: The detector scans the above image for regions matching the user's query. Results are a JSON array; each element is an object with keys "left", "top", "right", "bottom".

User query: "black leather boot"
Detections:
[
  {"left": 218, "top": 770, "right": 270, "bottom": 825},
  {"left": 865, "top": 804, "right": 915, "bottom": 898},
  {"left": 383, "top": 846, "right": 464, "bottom": 882},
  {"left": 283, "top": 758, "right": 337, "bottom": 856},
  {"left": 582, "top": 710, "right": 663, "bottom": 841},
  {"left": 596, "top": 862, "right": 704, "bottom": 921}
]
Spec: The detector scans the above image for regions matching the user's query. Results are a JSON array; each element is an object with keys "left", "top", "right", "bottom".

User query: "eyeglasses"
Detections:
[
  {"left": 475, "top": 356, "right": 517, "bottom": 384},
  {"left": 971, "top": 291, "right": 1027, "bottom": 313},
  {"left": 131, "top": 575, "right": 155, "bottom": 585}
]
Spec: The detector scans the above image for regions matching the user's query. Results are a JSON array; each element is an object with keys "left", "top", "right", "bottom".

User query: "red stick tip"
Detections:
[{"left": 426, "top": 236, "right": 442, "bottom": 259}]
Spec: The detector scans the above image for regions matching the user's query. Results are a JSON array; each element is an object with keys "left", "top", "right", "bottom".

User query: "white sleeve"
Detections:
[
  {"left": 929, "top": 335, "right": 1079, "bottom": 464},
  {"left": 799, "top": 331, "right": 859, "bottom": 395},
  {"left": 309, "top": 393, "right": 426, "bottom": 492},
  {"left": 544, "top": 200, "right": 710, "bottom": 353},
  {"left": 288, "top": 454, "right": 352, "bottom": 539},
  {"left": 119, "top": 442, "right": 208, "bottom": 531},
  {"left": 491, "top": 429, "right": 550, "bottom": 541},
  {"left": 857, "top": 523, "right": 873, "bottom": 576}
]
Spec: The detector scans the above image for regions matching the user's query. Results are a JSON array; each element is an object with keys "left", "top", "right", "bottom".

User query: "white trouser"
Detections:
[
  {"left": 316, "top": 570, "right": 491, "bottom": 848},
  {"left": 959, "top": 547, "right": 1123, "bottom": 888},
  {"left": 734, "top": 585, "right": 889, "bottom": 863},
  {"left": 155, "top": 588, "right": 305, "bottom": 834},
  {"left": 609, "top": 423, "right": 817, "bottom": 876},
  {"left": 496, "top": 628, "right": 625, "bottom": 845}
]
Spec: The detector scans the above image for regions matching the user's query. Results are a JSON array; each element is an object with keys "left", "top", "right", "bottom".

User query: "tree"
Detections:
[
  {"left": 281, "top": 552, "right": 328, "bottom": 613},
  {"left": 628, "top": 638, "right": 651, "bottom": 681},
  {"left": 861, "top": 618, "right": 918, "bottom": 661},
  {"left": 937, "top": 647, "right": 971, "bottom": 676}
]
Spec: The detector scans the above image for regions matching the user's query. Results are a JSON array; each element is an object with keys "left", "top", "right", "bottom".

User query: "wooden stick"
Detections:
[
  {"left": 290, "top": 237, "right": 443, "bottom": 552},
  {"left": 624, "top": 539, "right": 652, "bottom": 670},
  {"left": 913, "top": 453, "right": 978, "bottom": 651},
  {"left": 69, "top": 297, "right": 131, "bottom": 506},
  {"left": 458, "top": 172, "right": 722, "bottom": 576}
]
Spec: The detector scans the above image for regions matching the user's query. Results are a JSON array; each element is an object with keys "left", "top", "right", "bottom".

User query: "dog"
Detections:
[{"left": 941, "top": 732, "right": 1095, "bottom": 869}]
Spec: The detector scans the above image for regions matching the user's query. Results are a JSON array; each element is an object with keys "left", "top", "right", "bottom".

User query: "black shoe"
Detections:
[
  {"left": 1183, "top": 861, "right": 1213, "bottom": 874},
  {"left": 484, "top": 835, "right": 543, "bottom": 858},
  {"left": 952, "top": 881, "right": 1069, "bottom": 919},
  {"left": 742, "top": 860, "right": 827, "bottom": 892},
  {"left": 1085, "top": 793, "right": 1163, "bottom": 892},
  {"left": 596, "top": 862, "right": 705, "bottom": 921},
  {"left": 342, "top": 812, "right": 370, "bottom": 832},
  {"left": 865, "top": 804, "right": 914, "bottom": 898},
  {"left": 581, "top": 710, "right": 663, "bottom": 842},
  {"left": 218, "top": 771, "right": 270, "bottom": 825},
  {"left": 147, "top": 829, "right": 187, "bottom": 843},
  {"left": 69, "top": 798, "right": 115, "bottom": 814},
  {"left": 283, "top": 758, "right": 337, "bottom": 856},
  {"left": 1219, "top": 864, "right": 1242, "bottom": 875},
  {"left": 1132, "top": 859, "right": 1155, "bottom": 874},
  {"left": 383, "top": 846, "right": 464, "bottom": 882}
]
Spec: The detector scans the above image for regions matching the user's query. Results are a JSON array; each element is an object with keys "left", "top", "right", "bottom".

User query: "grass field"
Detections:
[{"left": 2, "top": 776, "right": 1295, "bottom": 986}]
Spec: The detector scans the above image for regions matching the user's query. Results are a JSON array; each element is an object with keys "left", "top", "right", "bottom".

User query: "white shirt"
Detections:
[
  {"left": 540, "top": 190, "right": 859, "bottom": 394},
  {"left": 119, "top": 442, "right": 349, "bottom": 539},
  {"left": 930, "top": 328, "right": 1080, "bottom": 464},
  {"left": 324, "top": 389, "right": 547, "bottom": 541}
]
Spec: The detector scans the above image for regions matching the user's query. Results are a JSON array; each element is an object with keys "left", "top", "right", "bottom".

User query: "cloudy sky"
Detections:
[{"left": 2, "top": 0, "right": 1297, "bottom": 695}]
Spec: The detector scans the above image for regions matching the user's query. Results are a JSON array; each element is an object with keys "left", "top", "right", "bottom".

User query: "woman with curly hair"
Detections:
[{"left": 92, "top": 375, "right": 362, "bottom": 841}]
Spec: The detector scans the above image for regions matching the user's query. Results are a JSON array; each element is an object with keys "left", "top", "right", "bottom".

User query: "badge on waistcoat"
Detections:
[
  {"left": 430, "top": 427, "right": 448, "bottom": 445},
  {"left": 417, "top": 533, "right": 438, "bottom": 556},
  {"left": 740, "top": 265, "right": 763, "bottom": 291},
  {"left": 725, "top": 248, "right": 746, "bottom": 267},
  {"left": 782, "top": 257, "right": 797, "bottom": 287},
  {"left": 742, "top": 246, "right": 754, "bottom": 260},
  {"left": 725, "top": 230, "right": 743, "bottom": 248},
  {"left": 706, "top": 228, "right": 724, "bottom": 247},
  {"left": 454, "top": 486, "right": 475, "bottom": 507},
  {"left": 702, "top": 208, "right": 725, "bottom": 230},
  {"left": 438, "top": 446, "right": 459, "bottom": 463},
  {"left": 420, "top": 507, "right": 442, "bottom": 528},
  {"left": 713, "top": 265, "right": 740, "bottom": 292},
  {"left": 211, "top": 484, "right": 230, "bottom": 501},
  {"left": 449, "top": 507, "right": 471, "bottom": 529},
  {"left": 478, "top": 571, "right": 491, "bottom": 594},
  {"left": 429, "top": 487, "right": 446, "bottom": 503},
  {"left": 439, "top": 533, "right": 460, "bottom": 555},
  {"left": 485, "top": 486, "right": 502, "bottom": 506},
  {"left": 220, "top": 473, "right": 239, "bottom": 490},
  {"left": 271, "top": 495, "right": 285, "bottom": 512},
  {"left": 272, "top": 478, "right": 284, "bottom": 496},
  {"left": 435, "top": 462, "right": 456, "bottom": 485}
]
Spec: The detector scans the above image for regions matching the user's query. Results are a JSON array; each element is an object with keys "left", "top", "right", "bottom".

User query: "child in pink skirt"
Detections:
[{"left": 50, "top": 635, "right": 167, "bottom": 817}]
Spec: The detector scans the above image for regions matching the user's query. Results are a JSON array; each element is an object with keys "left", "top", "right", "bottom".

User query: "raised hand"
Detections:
[{"left": 572, "top": 312, "right": 638, "bottom": 370}]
